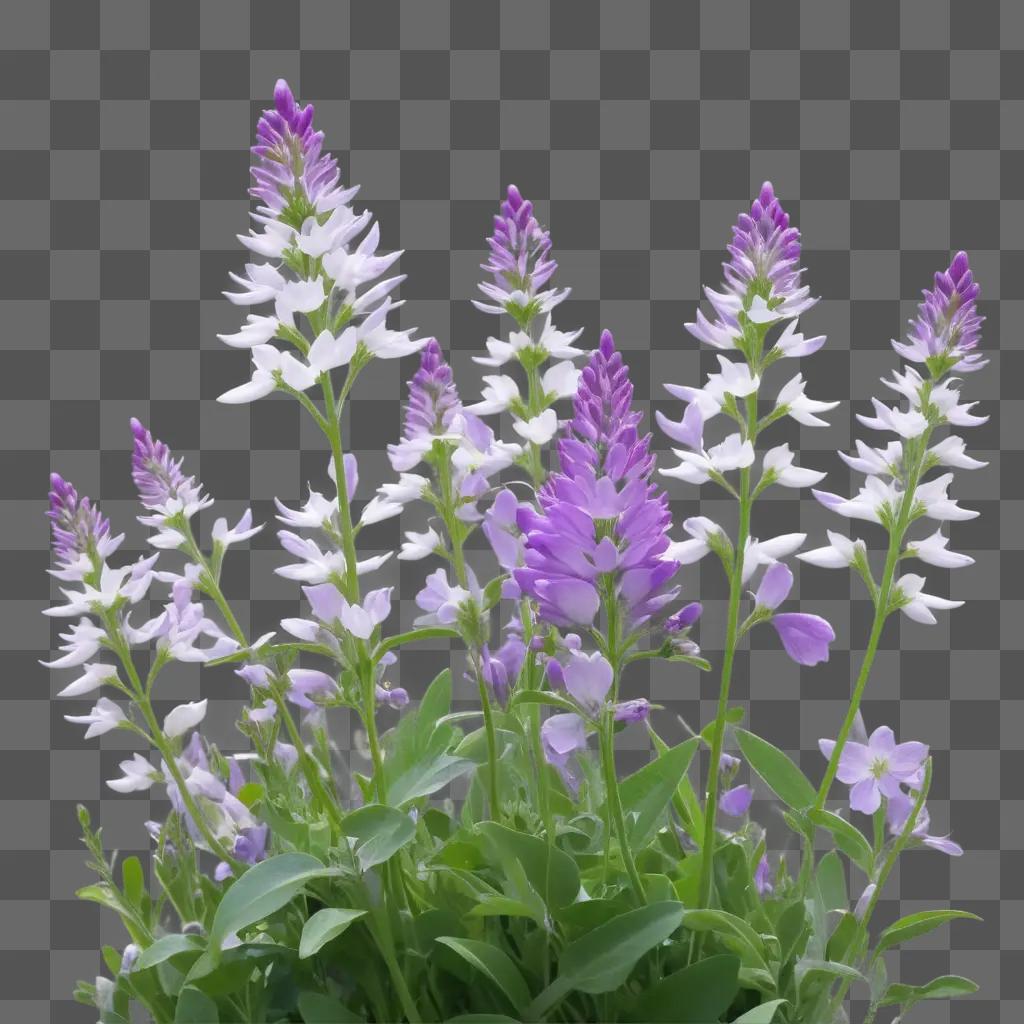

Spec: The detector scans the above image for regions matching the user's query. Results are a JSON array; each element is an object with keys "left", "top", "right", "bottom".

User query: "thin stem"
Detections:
[
  {"left": 474, "top": 662, "right": 502, "bottom": 820},
  {"left": 320, "top": 374, "right": 360, "bottom": 600},
  {"left": 696, "top": 465, "right": 752, "bottom": 912},
  {"left": 600, "top": 710, "right": 646, "bottom": 905}
]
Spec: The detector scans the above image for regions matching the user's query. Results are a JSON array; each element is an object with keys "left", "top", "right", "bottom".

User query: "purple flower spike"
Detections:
[
  {"left": 515, "top": 332, "right": 680, "bottom": 631},
  {"left": 474, "top": 184, "right": 568, "bottom": 318},
  {"left": 130, "top": 419, "right": 210, "bottom": 519},
  {"left": 47, "top": 473, "right": 121, "bottom": 572},
  {"left": 819, "top": 725, "right": 929, "bottom": 816},
  {"left": 250, "top": 79, "right": 340, "bottom": 217},
  {"left": 771, "top": 612, "right": 834, "bottom": 666},
  {"left": 686, "top": 182, "right": 816, "bottom": 350},
  {"left": 893, "top": 251, "right": 986, "bottom": 373}
]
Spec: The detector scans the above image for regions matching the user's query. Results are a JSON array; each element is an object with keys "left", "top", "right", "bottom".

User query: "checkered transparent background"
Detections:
[{"left": 1, "top": 1, "right": 1020, "bottom": 1020}]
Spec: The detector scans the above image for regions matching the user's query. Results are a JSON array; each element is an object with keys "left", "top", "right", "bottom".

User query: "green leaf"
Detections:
[
  {"left": 435, "top": 937, "right": 532, "bottom": 1015},
  {"left": 298, "top": 991, "right": 365, "bottom": 1022},
  {"left": 531, "top": 901, "right": 684, "bottom": 1013},
  {"left": 796, "top": 958, "right": 865, "bottom": 999},
  {"left": 343, "top": 804, "right": 416, "bottom": 871},
  {"left": 611, "top": 737, "right": 699, "bottom": 850},
  {"left": 374, "top": 627, "right": 460, "bottom": 659},
  {"left": 874, "top": 910, "right": 982, "bottom": 958},
  {"left": 476, "top": 822, "right": 580, "bottom": 910},
  {"left": 699, "top": 706, "right": 745, "bottom": 743},
  {"left": 682, "top": 908, "right": 769, "bottom": 971},
  {"left": 174, "top": 987, "right": 219, "bottom": 1023},
  {"left": 735, "top": 729, "right": 816, "bottom": 811},
  {"left": 389, "top": 754, "right": 476, "bottom": 806},
  {"left": 135, "top": 934, "right": 203, "bottom": 972},
  {"left": 808, "top": 809, "right": 875, "bottom": 875},
  {"left": 299, "top": 908, "right": 367, "bottom": 959},
  {"left": 121, "top": 855, "right": 144, "bottom": 906},
  {"left": 879, "top": 975, "right": 979, "bottom": 1007},
  {"left": 731, "top": 999, "right": 787, "bottom": 1022},
  {"left": 445, "top": 1017, "right": 521, "bottom": 1023},
  {"left": 815, "top": 851, "right": 847, "bottom": 912},
  {"left": 207, "top": 853, "right": 334, "bottom": 957},
  {"left": 626, "top": 954, "right": 740, "bottom": 1023},
  {"left": 826, "top": 912, "right": 859, "bottom": 964}
]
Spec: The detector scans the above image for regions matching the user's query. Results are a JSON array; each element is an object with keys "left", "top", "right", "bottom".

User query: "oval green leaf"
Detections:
[
  {"left": 879, "top": 974, "right": 979, "bottom": 1007},
  {"left": 136, "top": 933, "right": 203, "bottom": 971},
  {"left": 174, "top": 987, "right": 219, "bottom": 1023},
  {"left": 735, "top": 729, "right": 816, "bottom": 811},
  {"left": 299, "top": 908, "right": 367, "bottom": 959},
  {"left": 298, "top": 990, "right": 366, "bottom": 1023},
  {"left": 344, "top": 804, "right": 417, "bottom": 871},
  {"left": 808, "top": 809, "right": 875, "bottom": 875},
  {"left": 682, "top": 908, "right": 768, "bottom": 971},
  {"left": 732, "top": 998, "right": 788, "bottom": 1022},
  {"left": 626, "top": 954, "right": 740, "bottom": 1023},
  {"left": 207, "top": 853, "right": 333, "bottom": 957},
  {"left": 435, "top": 936, "right": 532, "bottom": 1015},
  {"left": 476, "top": 821, "right": 580, "bottom": 910}
]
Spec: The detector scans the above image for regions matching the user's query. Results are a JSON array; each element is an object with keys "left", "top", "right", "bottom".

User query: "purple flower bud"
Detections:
[
  {"left": 720, "top": 784, "right": 754, "bottom": 818},
  {"left": 771, "top": 612, "right": 835, "bottom": 666},
  {"left": 235, "top": 663, "right": 271, "bottom": 689},
  {"left": 754, "top": 855, "right": 773, "bottom": 896},
  {"left": 755, "top": 562, "right": 793, "bottom": 610},
  {"left": 130, "top": 419, "right": 208, "bottom": 516},
  {"left": 285, "top": 668, "right": 339, "bottom": 708},
  {"left": 479, "top": 635, "right": 527, "bottom": 706},
  {"left": 666, "top": 602, "right": 702, "bottom": 632},
  {"left": 893, "top": 251, "right": 985, "bottom": 373},
  {"left": 545, "top": 656, "right": 565, "bottom": 690},
  {"left": 612, "top": 698, "right": 650, "bottom": 723},
  {"left": 375, "top": 683, "right": 410, "bottom": 710}
]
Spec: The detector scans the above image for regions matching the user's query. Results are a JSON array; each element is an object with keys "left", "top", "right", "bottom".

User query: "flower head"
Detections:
[
  {"left": 894, "top": 251, "right": 985, "bottom": 374},
  {"left": 47, "top": 473, "right": 122, "bottom": 575},
  {"left": 819, "top": 725, "right": 928, "bottom": 815},
  {"left": 515, "top": 332, "right": 679, "bottom": 630},
  {"left": 130, "top": 419, "right": 212, "bottom": 527}
]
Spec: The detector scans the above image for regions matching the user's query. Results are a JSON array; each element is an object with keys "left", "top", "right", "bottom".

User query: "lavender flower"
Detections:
[
  {"left": 754, "top": 855, "right": 773, "bottom": 897},
  {"left": 479, "top": 635, "right": 527, "bottom": 706},
  {"left": 893, "top": 251, "right": 986, "bottom": 375},
  {"left": 751, "top": 561, "right": 835, "bottom": 666},
  {"left": 474, "top": 184, "right": 568, "bottom": 321},
  {"left": 685, "top": 181, "right": 815, "bottom": 351},
  {"left": 886, "top": 791, "right": 963, "bottom": 857},
  {"left": 130, "top": 419, "right": 211, "bottom": 532},
  {"left": 515, "top": 331, "right": 680, "bottom": 631},
  {"left": 47, "top": 473, "right": 122, "bottom": 578},
  {"left": 818, "top": 726, "right": 928, "bottom": 815}
]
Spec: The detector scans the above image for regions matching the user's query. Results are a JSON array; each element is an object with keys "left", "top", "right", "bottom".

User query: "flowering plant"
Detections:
[{"left": 51, "top": 83, "right": 983, "bottom": 1024}]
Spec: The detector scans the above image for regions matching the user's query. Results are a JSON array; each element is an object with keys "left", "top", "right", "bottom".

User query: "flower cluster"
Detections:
[{"left": 47, "top": 86, "right": 984, "bottom": 1024}]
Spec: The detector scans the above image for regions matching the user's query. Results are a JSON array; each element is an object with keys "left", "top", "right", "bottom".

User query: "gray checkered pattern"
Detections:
[{"left": 1, "top": 1, "right": 1018, "bottom": 1020}]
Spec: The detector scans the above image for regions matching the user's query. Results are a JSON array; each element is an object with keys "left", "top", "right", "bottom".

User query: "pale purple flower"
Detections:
[
  {"left": 285, "top": 668, "right": 339, "bottom": 709},
  {"left": 398, "top": 526, "right": 442, "bottom": 561},
  {"left": 65, "top": 697, "right": 126, "bottom": 739},
  {"left": 893, "top": 573, "right": 964, "bottom": 625},
  {"left": 236, "top": 663, "right": 272, "bottom": 689},
  {"left": 414, "top": 568, "right": 471, "bottom": 627},
  {"left": 665, "top": 602, "right": 702, "bottom": 632},
  {"left": 482, "top": 489, "right": 526, "bottom": 571},
  {"left": 54, "top": 662, "right": 120, "bottom": 698},
  {"left": 106, "top": 753, "right": 160, "bottom": 794},
  {"left": 771, "top": 613, "right": 834, "bottom": 666},
  {"left": 613, "top": 698, "right": 651, "bottom": 723},
  {"left": 761, "top": 443, "right": 826, "bottom": 489},
  {"left": 819, "top": 726, "right": 928, "bottom": 816},
  {"left": 375, "top": 684, "right": 409, "bottom": 710},
  {"left": 685, "top": 182, "right": 816, "bottom": 351},
  {"left": 475, "top": 184, "right": 568, "bottom": 319},
  {"left": 212, "top": 510, "right": 263, "bottom": 549},
  {"left": 754, "top": 855, "right": 773, "bottom": 896},
  {"left": 720, "top": 784, "right": 754, "bottom": 818},
  {"left": 47, "top": 473, "right": 123, "bottom": 578},
  {"left": 564, "top": 650, "right": 614, "bottom": 715},
  {"left": 479, "top": 635, "right": 527, "bottom": 706},
  {"left": 886, "top": 791, "right": 963, "bottom": 856},
  {"left": 130, "top": 419, "right": 212, "bottom": 525},
  {"left": 755, "top": 562, "right": 793, "bottom": 611},
  {"left": 274, "top": 741, "right": 299, "bottom": 772},
  {"left": 892, "top": 251, "right": 985, "bottom": 374},
  {"left": 45, "top": 555, "right": 159, "bottom": 618},
  {"left": 41, "top": 618, "right": 106, "bottom": 670}
]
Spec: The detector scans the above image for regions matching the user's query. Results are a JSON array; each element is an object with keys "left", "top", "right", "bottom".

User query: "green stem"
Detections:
[
  {"left": 474, "top": 662, "right": 502, "bottom": 820},
  {"left": 320, "top": 374, "right": 360, "bottom": 600},
  {"left": 696, "top": 466, "right": 752, "bottom": 912},
  {"left": 813, "top": 426, "right": 932, "bottom": 814},
  {"left": 600, "top": 710, "right": 646, "bottom": 904}
]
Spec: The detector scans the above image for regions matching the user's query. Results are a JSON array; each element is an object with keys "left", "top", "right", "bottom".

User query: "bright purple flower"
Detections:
[
  {"left": 771, "top": 612, "right": 834, "bottom": 666},
  {"left": 250, "top": 79, "right": 340, "bottom": 217},
  {"left": 475, "top": 184, "right": 566, "bottom": 318},
  {"left": 819, "top": 726, "right": 929, "bottom": 815},
  {"left": 893, "top": 251, "right": 985, "bottom": 373},
  {"left": 886, "top": 791, "right": 963, "bottom": 856},
  {"left": 686, "top": 182, "right": 815, "bottom": 350},
  {"left": 665, "top": 602, "right": 702, "bottom": 633},
  {"left": 754, "top": 855, "right": 773, "bottom": 896},
  {"left": 483, "top": 488, "right": 526, "bottom": 571},
  {"left": 479, "top": 635, "right": 527, "bottom": 706},
  {"left": 47, "top": 473, "right": 121, "bottom": 572},
  {"left": 130, "top": 419, "right": 210, "bottom": 519},
  {"left": 515, "top": 332, "right": 680, "bottom": 630},
  {"left": 720, "top": 784, "right": 754, "bottom": 818},
  {"left": 755, "top": 562, "right": 793, "bottom": 610}
]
